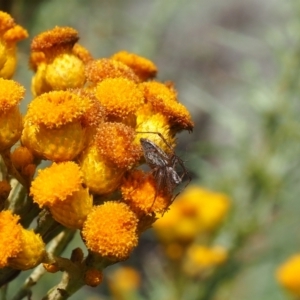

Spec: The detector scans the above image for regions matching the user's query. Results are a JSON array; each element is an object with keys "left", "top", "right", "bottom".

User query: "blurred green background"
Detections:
[{"left": 2, "top": 0, "right": 300, "bottom": 299}]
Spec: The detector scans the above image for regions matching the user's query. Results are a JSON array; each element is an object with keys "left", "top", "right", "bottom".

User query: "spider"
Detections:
[{"left": 137, "top": 131, "right": 191, "bottom": 202}]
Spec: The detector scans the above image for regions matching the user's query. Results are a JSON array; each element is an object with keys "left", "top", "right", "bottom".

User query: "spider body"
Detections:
[{"left": 138, "top": 132, "right": 190, "bottom": 199}]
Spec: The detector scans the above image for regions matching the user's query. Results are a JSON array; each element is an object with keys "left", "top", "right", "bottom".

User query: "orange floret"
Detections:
[
  {"left": 0, "top": 180, "right": 11, "bottom": 202},
  {"left": 30, "top": 27, "right": 87, "bottom": 96},
  {"left": 111, "top": 50, "right": 157, "bottom": 81},
  {"left": 121, "top": 169, "right": 171, "bottom": 216},
  {"left": 0, "top": 210, "right": 46, "bottom": 270},
  {"left": 0, "top": 210, "right": 22, "bottom": 268},
  {"left": 11, "top": 146, "right": 34, "bottom": 170},
  {"left": 82, "top": 201, "right": 139, "bottom": 261},
  {"left": 72, "top": 43, "right": 93, "bottom": 64},
  {"left": 30, "top": 162, "right": 93, "bottom": 229},
  {"left": 0, "top": 78, "right": 25, "bottom": 112},
  {"left": 140, "top": 81, "right": 194, "bottom": 132},
  {"left": 71, "top": 88, "right": 105, "bottom": 128},
  {"left": 85, "top": 58, "right": 139, "bottom": 84},
  {"left": 30, "top": 162, "right": 82, "bottom": 207},
  {"left": 3, "top": 25, "right": 28, "bottom": 43},
  {"left": 25, "top": 90, "right": 91, "bottom": 129},
  {"left": 22, "top": 91, "right": 92, "bottom": 161},
  {"left": 84, "top": 268, "right": 103, "bottom": 287},
  {"left": 29, "top": 51, "right": 46, "bottom": 72},
  {"left": 95, "top": 77, "right": 144, "bottom": 123},
  {"left": 95, "top": 122, "right": 141, "bottom": 169},
  {"left": 0, "top": 79, "right": 24, "bottom": 151},
  {"left": 31, "top": 26, "right": 79, "bottom": 53},
  {"left": 43, "top": 262, "right": 59, "bottom": 273},
  {"left": 0, "top": 12, "right": 15, "bottom": 32}
]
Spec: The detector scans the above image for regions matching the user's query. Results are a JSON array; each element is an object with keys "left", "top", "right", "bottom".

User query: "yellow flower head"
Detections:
[
  {"left": 183, "top": 245, "right": 228, "bottom": 276},
  {"left": 140, "top": 81, "right": 194, "bottom": 132},
  {"left": 154, "top": 186, "right": 230, "bottom": 244},
  {"left": 0, "top": 12, "right": 28, "bottom": 79},
  {"left": 121, "top": 169, "right": 172, "bottom": 216},
  {"left": 95, "top": 122, "right": 141, "bottom": 169},
  {"left": 85, "top": 58, "right": 139, "bottom": 84},
  {"left": 178, "top": 186, "right": 230, "bottom": 232},
  {"left": 111, "top": 50, "right": 157, "bottom": 81},
  {"left": 84, "top": 268, "right": 103, "bottom": 287},
  {"left": 82, "top": 201, "right": 139, "bottom": 261},
  {"left": 78, "top": 144, "right": 126, "bottom": 195},
  {"left": 30, "top": 162, "right": 93, "bottom": 229},
  {"left": 108, "top": 266, "right": 141, "bottom": 296},
  {"left": 0, "top": 210, "right": 45, "bottom": 270},
  {"left": 134, "top": 108, "right": 175, "bottom": 153},
  {"left": 30, "top": 26, "right": 86, "bottom": 96},
  {"left": 95, "top": 77, "right": 144, "bottom": 124},
  {"left": 0, "top": 78, "right": 24, "bottom": 151},
  {"left": 193, "top": 187, "right": 230, "bottom": 232},
  {"left": 21, "top": 90, "right": 92, "bottom": 161},
  {"left": 276, "top": 254, "right": 300, "bottom": 296}
]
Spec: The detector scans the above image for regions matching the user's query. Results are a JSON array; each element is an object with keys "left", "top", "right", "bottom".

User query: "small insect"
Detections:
[{"left": 137, "top": 131, "right": 191, "bottom": 201}]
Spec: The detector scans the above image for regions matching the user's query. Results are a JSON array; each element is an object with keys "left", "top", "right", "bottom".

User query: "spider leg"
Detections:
[
  {"left": 136, "top": 131, "right": 175, "bottom": 153},
  {"left": 149, "top": 167, "right": 166, "bottom": 211},
  {"left": 172, "top": 155, "right": 191, "bottom": 186}
]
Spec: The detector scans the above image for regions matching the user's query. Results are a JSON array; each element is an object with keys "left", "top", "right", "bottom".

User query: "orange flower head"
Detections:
[
  {"left": 140, "top": 81, "right": 194, "bottom": 132},
  {"left": 0, "top": 12, "right": 15, "bottom": 32},
  {"left": 72, "top": 43, "right": 93, "bottom": 64},
  {"left": 11, "top": 146, "right": 34, "bottom": 170},
  {"left": 0, "top": 180, "right": 11, "bottom": 202},
  {"left": 95, "top": 77, "right": 144, "bottom": 124},
  {"left": 0, "top": 210, "right": 45, "bottom": 270},
  {"left": 85, "top": 58, "right": 139, "bottom": 84},
  {"left": 31, "top": 26, "right": 79, "bottom": 55},
  {"left": 30, "top": 162, "right": 93, "bottom": 229},
  {"left": 43, "top": 262, "right": 60, "bottom": 273},
  {"left": 0, "top": 12, "right": 28, "bottom": 79},
  {"left": 111, "top": 50, "right": 157, "bottom": 81},
  {"left": 21, "top": 90, "right": 92, "bottom": 161},
  {"left": 71, "top": 88, "right": 105, "bottom": 128},
  {"left": 134, "top": 108, "right": 175, "bottom": 153},
  {"left": 30, "top": 27, "right": 86, "bottom": 96},
  {"left": 0, "top": 78, "right": 24, "bottom": 151},
  {"left": 82, "top": 201, "right": 139, "bottom": 261},
  {"left": 84, "top": 268, "right": 104, "bottom": 287},
  {"left": 78, "top": 144, "right": 125, "bottom": 195},
  {"left": 121, "top": 169, "right": 171, "bottom": 216},
  {"left": 95, "top": 122, "right": 141, "bottom": 169},
  {"left": 277, "top": 254, "right": 300, "bottom": 296}
]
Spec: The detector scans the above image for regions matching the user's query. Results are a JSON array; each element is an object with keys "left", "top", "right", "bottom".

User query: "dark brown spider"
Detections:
[{"left": 137, "top": 131, "right": 191, "bottom": 202}]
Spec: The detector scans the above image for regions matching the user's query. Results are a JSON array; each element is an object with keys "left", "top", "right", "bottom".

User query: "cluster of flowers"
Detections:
[
  {"left": 0, "top": 11, "right": 193, "bottom": 289},
  {"left": 153, "top": 186, "right": 230, "bottom": 277}
]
